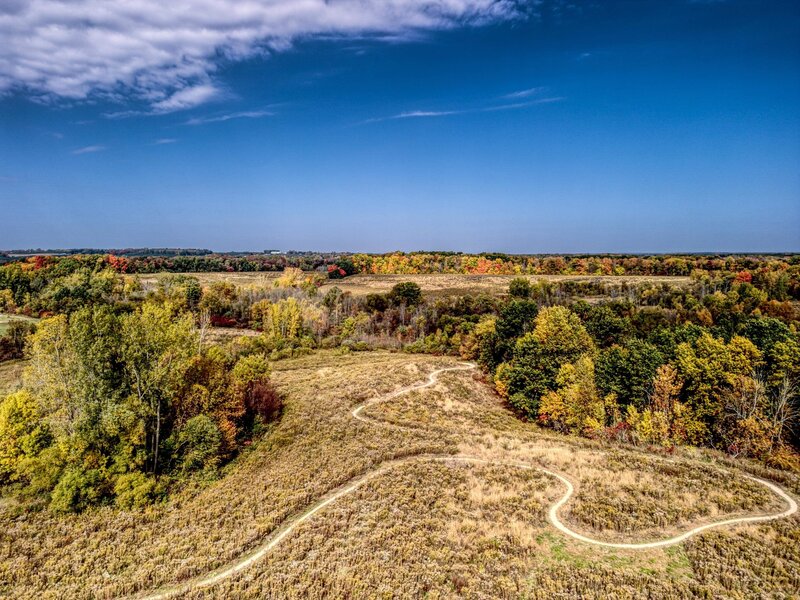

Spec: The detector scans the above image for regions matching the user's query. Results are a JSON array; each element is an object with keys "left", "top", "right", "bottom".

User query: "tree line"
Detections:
[{"left": 2, "top": 252, "right": 799, "bottom": 297}]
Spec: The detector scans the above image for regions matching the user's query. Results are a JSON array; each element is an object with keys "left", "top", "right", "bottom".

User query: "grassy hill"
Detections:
[{"left": 3, "top": 350, "right": 796, "bottom": 599}]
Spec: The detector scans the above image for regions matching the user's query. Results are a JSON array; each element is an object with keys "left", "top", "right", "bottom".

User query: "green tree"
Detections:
[
  {"left": 538, "top": 355, "right": 609, "bottom": 435},
  {"left": 502, "top": 306, "right": 595, "bottom": 417},
  {"left": 595, "top": 339, "right": 664, "bottom": 409},
  {"left": 0, "top": 391, "right": 51, "bottom": 484},
  {"left": 495, "top": 299, "right": 538, "bottom": 342},
  {"left": 49, "top": 466, "right": 106, "bottom": 513},
  {"left": 175, "top": 414, "right": 222, "bottom": 474},
  {"left": 389, "top": 282, "right": 423, "bottom": 307},
  {"left": 575, "top": 303, "right": 632, "bottom": 348},
  {"left": 120, "top": 303, "right": 197, "bottom": 473},
  {"left": 674, "top": 333, "right": 761, "bottom": 442},
  {"left": 508, "top": 277, "right": 532, "bottom": 299}
]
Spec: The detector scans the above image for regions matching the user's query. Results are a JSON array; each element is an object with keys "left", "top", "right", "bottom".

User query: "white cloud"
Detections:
[
  {"left": 154, "top": 138, "right": 177, "bottom": 144},
  {"left": 365, "top": 95, "right": 563, "bottom": 123},
  {"left": 394, "top": 110, "right": 460, "bottom": 119},
  {"left": 0, "top": 1, "right": 527, "bottom": 111},
  {"left": 185, "top": 110, "right": 274, "bottom": 125},
  {"left": 151, "top": 84, "right": 223, "bottom": 113},
  {"left": 503, "top": 86, "right": 545, "bottom": 99},
  {"left": 71, "top": 145, "right": 106, "bottom": 155}
]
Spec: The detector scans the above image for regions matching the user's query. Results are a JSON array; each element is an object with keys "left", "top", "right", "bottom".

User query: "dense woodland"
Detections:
[{"left": 0, "top": 253, "right": 798, "bottom": 513}]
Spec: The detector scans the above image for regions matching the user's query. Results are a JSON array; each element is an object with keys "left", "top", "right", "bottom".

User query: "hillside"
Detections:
[{"left": 2, "top": 351, "right": 797, "bottom": 599}]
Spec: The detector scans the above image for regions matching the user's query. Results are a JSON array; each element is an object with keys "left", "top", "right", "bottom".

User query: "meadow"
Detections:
[
  {"left": 133, "top": 272, "right": 692, "bottom": 298},
  {"left": 2, "top": 350, "right": 796, "bottom": 599},
  {"left": 0, "top": 359, "right": 24, "bottom": 394},
  {"left": 0, "top": 313, "right": 38, "bottom": 336}
]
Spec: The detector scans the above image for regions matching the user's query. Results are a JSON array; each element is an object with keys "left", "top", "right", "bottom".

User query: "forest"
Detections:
[
  {"left": 2, "top": 251, "right": 799, "bottom": 291},
  {"left": 0, "top": 253, "right": 798, "bottom": 515}
]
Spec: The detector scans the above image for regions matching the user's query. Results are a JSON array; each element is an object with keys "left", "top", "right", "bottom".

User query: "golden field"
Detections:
[
  {"left": 133, "top": 272, "right": 692, "bottom": 298},
  {"left": 1, "top": 350, "right": 797, "bottom": 599}
]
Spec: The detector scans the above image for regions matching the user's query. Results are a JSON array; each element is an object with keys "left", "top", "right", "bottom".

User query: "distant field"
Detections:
[
  {"left": 321, "top": 273, "right": 692, "bottom": 297},
  {"left": 0, "top": 313, "right": 39, "bottom": 336},
  {"left": 135, "top": 272, "right": 692, "bottom": 297},
  {"left": 134, "top": 271, "right": 284, "bottom": 289},
  {"left": 0, "top": 359, "right": 25, "bottom": 394}
]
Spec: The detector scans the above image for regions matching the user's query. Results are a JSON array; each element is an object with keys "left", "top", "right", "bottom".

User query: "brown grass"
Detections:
[
  {"left": 0, "top": 359, "right": 25, "bottom": 395},
  {"left": 1, "top": 350, "right": 797, "bottom": 600},
  {"left": 321, "top": 273, "right": 692, "bottom": 297},
  {"left": 133, "top": 272, "right": 692, "bottom": 298}
]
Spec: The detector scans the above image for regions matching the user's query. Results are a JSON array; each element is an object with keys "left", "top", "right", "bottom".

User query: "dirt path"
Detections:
[{"left": 134, "top": 363, "right": 797, "bottom": 599}]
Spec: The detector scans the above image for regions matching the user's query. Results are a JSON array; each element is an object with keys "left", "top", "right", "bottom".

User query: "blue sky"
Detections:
[{"left": 0, "top": 0, "right": 798, "bottom": 253}]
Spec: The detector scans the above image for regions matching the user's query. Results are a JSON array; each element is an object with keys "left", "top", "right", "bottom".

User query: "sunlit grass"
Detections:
[{"left": 1, "top": 350, "right": 797, "bottom": 599}]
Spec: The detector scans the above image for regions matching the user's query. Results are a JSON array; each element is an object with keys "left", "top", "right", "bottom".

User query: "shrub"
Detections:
[
  {"left": 114, "top": 472, "right": 157, "bottom": 509},
  {"left": 764, "top": 446, "right": 800, "bottom": 473},
  {"left": 50, "top": 467, "right": 106, "bottom": 513},
  {"left": 508, "top": 277, "right": 531, "bottom": 298},
  {"left": 176, "top": 415, "right": 222, "bottom": 475},
  {"left": 507, "top": 392, "right": 540, "bottom": 420},
  {"left": 247, "top": 381, "right": 283, "bottom": 423},
  {"left": 341, "top": 340, "right": 370, "bottom": 352}
]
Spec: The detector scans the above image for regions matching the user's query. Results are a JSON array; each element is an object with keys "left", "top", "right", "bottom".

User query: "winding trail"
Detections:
[{"left": 134, "top": 362, "right": 797, "bottom": 599}]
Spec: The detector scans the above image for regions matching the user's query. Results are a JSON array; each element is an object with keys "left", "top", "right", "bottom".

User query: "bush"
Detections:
[
  {"left": 319, "top": 335, "right": 340, "bottom": 349},
  {"left": 764, "top": 446, "right": 800, "bottom": 473},
  {"left": 508, "top": 277, "right": 531, "bottom": 299},
  {"left": 114, "top": 472, "right": 157, "bottom": 509},
  {"left": 508, "top": 392, "right": 537, "bottom": 418},
  {"left": 341, "top": 340, "right": 370, "bottom": 352},
  {"left": 247, "top": 381, "right": 283, "bottom": 423},
  {"left": 50, "top": 467, "right": 106, "bottom": 513},
  {"left": 176, "top": 415, "right": 222, "bottom": 474}
]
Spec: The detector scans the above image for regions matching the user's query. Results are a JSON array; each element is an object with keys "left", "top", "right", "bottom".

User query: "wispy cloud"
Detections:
[
  {"left": 71, "top": 145, "right": 106, "bottom": 155},
  {"left": 394, "top": 110, "right": 461, "bottom": 119},
  {"left": 154, "top": 138, "right": 177, "bottom": 145},
  {"left": 364, "top": 96, "right": 564, "bottom": 125},
  {"left": 185, "top": 110, "right": 274, "bottom": 126},
  {"left": 503, "top": 87, "right": 546, "bottom": 99},
  {"left": 151, "top": 84, "right": 223, "bottom": 113},
  {"left": 0, "top": 1, "right": 529, "bottom": 111}
]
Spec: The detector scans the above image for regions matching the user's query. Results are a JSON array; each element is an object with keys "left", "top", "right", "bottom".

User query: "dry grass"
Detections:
[
  {"left": 320, "top": 274, "right": 692, "bottom": 298},
  {"left": 132, "top": 272, "right": 283, "bottom": 291},
  {"left": 0, "top": 352, "right": 453, "bottom": 599},
  {"left": 0, "top": 314, "right": 38, "bottom": 336},
  {"left": 365, "top": 372, "right": 785, "bottom": 539},
  {"left": 1, "top": 351, "right": 797, "bottom": 599},
  {"left": 133, "top": 272, "right": 692, "bottom": 298},
  {"left": 0, "top": 359, "right": 25, "bottom": 395}
]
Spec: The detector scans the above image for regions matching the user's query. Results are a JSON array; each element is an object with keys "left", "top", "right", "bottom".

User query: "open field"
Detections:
[
  {"left": 0, "top": 359, "right": 24, "bottom": 394},
  {"left": 134, "top": 272, "right": 693, "bottom": 297},
  {"left": 0, "top": 313, "right": 39, "bottom": 336},
  {"left": 2, "top": 350, "right": 796, "bottom": 599},
  {"left": 320, "top": 274, "right": 693, "bottom": 297}
]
